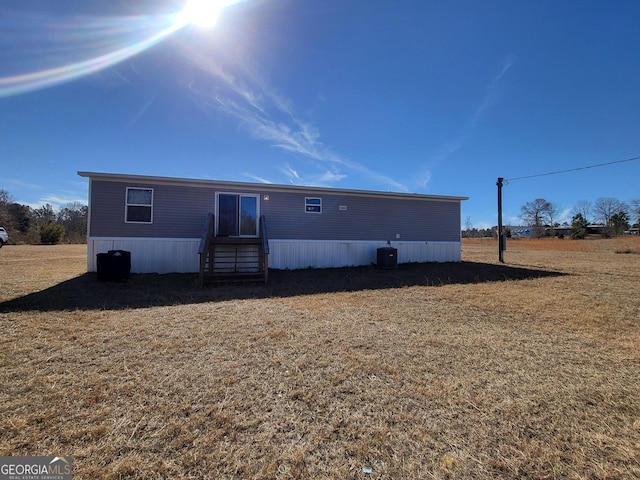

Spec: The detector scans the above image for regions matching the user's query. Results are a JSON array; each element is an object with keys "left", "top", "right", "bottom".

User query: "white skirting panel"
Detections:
[
  {"left": 87, "top": 238, "right": 461, "bottom": 274},
  {"left": 88, "top": 237, "right": 200, "bottom": 274},
  {"left": 268, "top": 240, "right": 461, "bottom": 270}
]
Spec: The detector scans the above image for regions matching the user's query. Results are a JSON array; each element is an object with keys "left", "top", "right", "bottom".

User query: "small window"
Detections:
[
  {"left": 305, "top": 197, "right": 322, "bottom": 213},
  {"left": 126, "top": 187, "right": 153, "bottom": 223}
]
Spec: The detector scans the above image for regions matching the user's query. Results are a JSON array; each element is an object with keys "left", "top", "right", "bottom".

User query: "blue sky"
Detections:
[{"left": 1, "top": 0, "right": 639, "bottom": 228}]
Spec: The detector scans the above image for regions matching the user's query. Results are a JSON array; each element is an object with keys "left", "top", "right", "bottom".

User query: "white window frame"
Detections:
[
  {"left": 125, "top": 187, "right": 153, "bottom": 224},
  {"left": 305, "top": 197, "right": 322, "bottom": 214}
]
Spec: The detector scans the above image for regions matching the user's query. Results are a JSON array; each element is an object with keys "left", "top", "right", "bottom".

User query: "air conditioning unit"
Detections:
[{"left": 377, "top": 247, "right": 397, "bottom": 269}]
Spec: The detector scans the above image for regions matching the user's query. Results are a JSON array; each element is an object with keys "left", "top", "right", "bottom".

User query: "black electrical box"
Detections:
[{"left": 377, "top": 247, "right": 398, "bottom": 269}]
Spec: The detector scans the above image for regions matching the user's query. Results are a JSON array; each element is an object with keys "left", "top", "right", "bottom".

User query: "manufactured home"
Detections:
[{"left": 79, "top": 171, "right": 467, "bottom": 282}]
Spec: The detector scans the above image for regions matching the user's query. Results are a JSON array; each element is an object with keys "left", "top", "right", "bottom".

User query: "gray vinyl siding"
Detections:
[
  {"left": 89, "top": 178, "right": 462, "bottom": 242},
  {"left": 89, "top": 180, "right": 214, "bottom": 238},
  {"left": 261, "top": 191, "right": 461, "bottom": 242}
]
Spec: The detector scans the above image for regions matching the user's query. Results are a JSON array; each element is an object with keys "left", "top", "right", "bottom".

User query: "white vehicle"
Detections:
[{"left": 0, "top": 226, "right": 8, "bottom": 247}]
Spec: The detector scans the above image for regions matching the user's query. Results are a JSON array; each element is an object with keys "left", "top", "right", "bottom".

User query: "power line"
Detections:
[{"left": 505, "top": 155, "right": 640, "bottom": 182}]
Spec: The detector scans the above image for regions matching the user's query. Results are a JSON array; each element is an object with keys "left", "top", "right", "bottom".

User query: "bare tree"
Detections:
[
  {"left": 520, "top": 198, "right": 553, "bottom": 238},
  {"left": 0, "top": 189, "right": 16, "bottom": 228},
  {"left": 593, "top": 197, "right": 628, "bottom": 237},
  {"left": 547, "top": 202, "right": 560, "bottom": 237},
  {"left": 464, "top": 216, "right": 474, "bottom": 238},
  {"left": 630, "top": 199, "right": 640, "bottom": 227},
  {"left": 573, "top": 200, "right": 592, "bottom": 223},
  {"left": 592, "top": 197, "right": 625, "bottom": 226},
  {"left": 0, "top": 190, "right": 13, "bottom": 204}
]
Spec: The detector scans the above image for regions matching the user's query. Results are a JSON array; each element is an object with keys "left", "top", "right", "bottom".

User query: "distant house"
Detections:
[
  {"left": 510, "top": 226, "right": 533, "bottom": 239},
  {"left": 79, "top": 171, "right": 467, "bottom": 279},
  {"left": 586, "top": 224, "right": 607, "bottom": 236},
  {"left": 552, "top": 226, "right": 572, "bottom": 237}
]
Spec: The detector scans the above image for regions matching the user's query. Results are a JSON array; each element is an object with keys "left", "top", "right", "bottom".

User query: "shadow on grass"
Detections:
[{"left": 0, "top": 261, "right": 565, "bottom": 312}]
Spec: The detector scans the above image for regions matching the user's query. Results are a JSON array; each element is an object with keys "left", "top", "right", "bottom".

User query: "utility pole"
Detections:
[{"left": 497, "top": 177, "right": 504, "bottom": 263}]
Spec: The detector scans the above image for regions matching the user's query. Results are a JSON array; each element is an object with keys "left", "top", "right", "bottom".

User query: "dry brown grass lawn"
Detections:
[{"left": 1, "top": 239, "right": 639, "bottom": 479}]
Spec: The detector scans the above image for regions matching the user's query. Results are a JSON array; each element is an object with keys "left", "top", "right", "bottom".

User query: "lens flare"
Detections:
[{"left": 0, "top": 2, "right": 244, "bottom": 98}]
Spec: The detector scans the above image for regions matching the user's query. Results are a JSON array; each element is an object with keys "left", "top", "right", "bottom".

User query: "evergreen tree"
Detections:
[
  {"left": 40, "top": 222, "right": 65, "bottom": 244},
  {"left": 610, "top": 211, "right": 629, "bottom": 236},
  {"left": 570, "top": 213, "right": 588, "bottom": 239}
]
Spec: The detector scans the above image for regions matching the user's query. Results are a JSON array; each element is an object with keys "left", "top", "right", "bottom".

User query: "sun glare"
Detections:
[{"left": 179, "top": 0, "right": 228, "bottom": 28}]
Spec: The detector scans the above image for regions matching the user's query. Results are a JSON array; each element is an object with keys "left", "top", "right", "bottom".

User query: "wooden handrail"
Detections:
[
  {"left": 260, "top": 215, "right": 269, "bottom": 284},
  {"left": 198, "top": 213, "right": 214, "bottom": 255},
  {"left": 198, "top": 214, "right": 214, "bottom": 286},
  {"left": 260, "top": 215, "right": 269, "bottom": 255}
]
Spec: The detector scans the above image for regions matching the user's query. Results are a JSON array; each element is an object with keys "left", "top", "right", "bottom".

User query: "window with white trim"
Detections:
[
  {"left": 125, "top": 187, "right": 153, "bottom": 223},
  {"left": 305, "top": 197, "right": 322, "bottom": 213}
]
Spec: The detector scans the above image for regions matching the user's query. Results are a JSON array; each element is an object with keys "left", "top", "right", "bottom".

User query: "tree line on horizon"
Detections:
[
  {"left": 464, "top": 196, "right": 640, "bottom": 239},
  {"left": 0, "top": 189, "right": 87, "bottom": 244}
]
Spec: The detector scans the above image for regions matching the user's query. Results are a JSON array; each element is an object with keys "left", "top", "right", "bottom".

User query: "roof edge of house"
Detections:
[{"left": 78, "top": 171, "right": 469, "bottom": 202}]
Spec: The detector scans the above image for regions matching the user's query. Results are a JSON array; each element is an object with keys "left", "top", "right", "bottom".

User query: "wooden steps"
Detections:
[{"left": 198, "top": 214, "right": 269, "bottom": 285}]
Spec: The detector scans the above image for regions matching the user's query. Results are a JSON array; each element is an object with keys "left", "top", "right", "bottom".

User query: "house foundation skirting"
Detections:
[
  {"left": 88, "top": 237, "right": 201, "bottom": 274},
  {"left": 87, "top": 237, "right": 461, "bottom": 274},
  {"left": 268, "top": 240, "right": 461, "bottom": 270}
]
